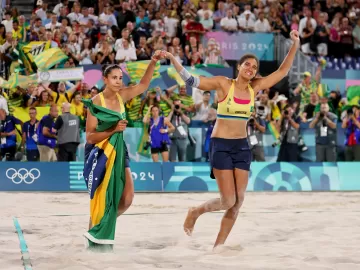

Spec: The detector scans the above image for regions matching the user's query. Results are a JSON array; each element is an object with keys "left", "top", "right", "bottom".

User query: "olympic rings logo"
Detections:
[{"left": 5, "top": 168, "right": 41, "bottom": 184}]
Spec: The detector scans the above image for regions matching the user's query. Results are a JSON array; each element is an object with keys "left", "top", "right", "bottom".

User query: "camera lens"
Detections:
[
  {"left": 175, "top": 105, "right": 180, "bottom": 109},
  {"left": 319, "top": 112, "right": 324, "bottom": 118},
  {"left": 284, "top": 110, "right": 289, "bottom": 115}
]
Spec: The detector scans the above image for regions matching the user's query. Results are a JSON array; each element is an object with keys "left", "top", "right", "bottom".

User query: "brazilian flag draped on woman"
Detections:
[{"left": 82, "top": 98, "right": 126, "bottom": 250}]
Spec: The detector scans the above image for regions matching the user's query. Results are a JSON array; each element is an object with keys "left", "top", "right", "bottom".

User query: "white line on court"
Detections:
[{"left": 13, "top": 217, "right": 33, "bottom": 270}]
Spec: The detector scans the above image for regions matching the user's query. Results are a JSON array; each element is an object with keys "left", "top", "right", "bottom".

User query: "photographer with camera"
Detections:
[
  {"left": 276, "top": 105, "right": 301, "bottom": 162},
  {"left": 167, "top": 98, "right": 191, "bottom": 162},
  {"left": 341, "top": 106, "right": 360, "bottom": 161},
  {"left": 143, "top": 105, "right": 175, "bottom": 162},
  {"left": 309, "top": 103, "right": 337, "bottom": 161},
  {"left": 247, "top": 108, "right": 266, "bottom": 161}
]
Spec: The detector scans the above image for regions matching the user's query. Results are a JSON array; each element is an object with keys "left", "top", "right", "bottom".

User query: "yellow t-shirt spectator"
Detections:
[
  {"left": 72, "top": 102, "right": 84, "bottom": 117},
  {"left": 51, "top": 91, "right": 70, "bottom": 106}
]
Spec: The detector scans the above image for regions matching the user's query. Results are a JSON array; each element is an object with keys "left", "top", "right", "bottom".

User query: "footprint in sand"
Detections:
[
  {"left": 153, "top": 262, "right": 183, "bottom": 269},
  {"left": 133, "top": 240, "right": 173, "bottom": 250},
  {"left": 22, "top": 228, "right": 41, "bottom": 234}
]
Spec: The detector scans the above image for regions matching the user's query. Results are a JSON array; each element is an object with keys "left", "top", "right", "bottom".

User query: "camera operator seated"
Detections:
[
  {"left": 143, "top": 105, "right": 175, "bottom": 162},
  {"left": 341, "top": 106, "right": 360, "bottom": 161},
  {"left": 247, "top": 109, "right": 266, "bottom": 161},
  {"left": 309, "top": 103, "right": 337, "bottom": 162},
  {"left": 276, "top": 105, "right": 301, "bottom": 162},
  {"left": 167, "top": 99, "right": 191, "bottom": 162}
]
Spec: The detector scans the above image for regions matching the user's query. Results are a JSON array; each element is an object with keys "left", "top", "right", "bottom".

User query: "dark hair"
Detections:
[
  {"left": 203, "top": 91, "right": 211, "bottom": 95},
  {"left": 29, "top": 107, "right": 37, "bottom": 111},
  {"left": 151, "top": 104, "right": 160, "bottom": 111},
  {"left": 238, "top": 54, "right": 259, "bottom": 71},
  {"left": 102, "top": 64, "right": 121, "bottom": 77}
]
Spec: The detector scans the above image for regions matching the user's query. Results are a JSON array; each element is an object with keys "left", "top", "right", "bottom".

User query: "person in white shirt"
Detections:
[
  {"left": 78, "top": 38, "right": 94, "bottom": 65},
  {"left": 220, "top": 9, "right": 238, "bottom": 32},
  {"left": 79, "top": 7, "right": 91, "bottom": 25},
  {"left": 99, "top": 6, "right": 118, "bottom": 33},
  {"left": 35, "top": 1, "right": 47, "bottom": 21},
  {"left": 193, "top": 91, "right": 216, "bottom": 122},
  {"left": 115, "top": 39, "right": 137, "bottom": 62},
  {"left": 45, "top": 13, "right": 61, "bottom": 31},
  {"left": 53, "top": 0, "right": 68, "bottom": 16},
  {"left": 1, "top": 11, "right": 12, "bottom": 33},
  {"left": 238, "top": 10, "right": 255, "bottom": 32},
  {"left": 0, "top": 92, "right": 8, "bottom": 115},
  {"left": 192, "top": 87, "right": 204, "bottom": 105},
  {"left": 298, "top": 7, "right": 317, "bottom": 38},
  {"left": 114, "top": 28, "right": 135, "bottom": 51},
  {"left": 66, "top": 33, "right": 80, "bottom": 55},
  {"left": 88, "top": 7, "right": 99, "bottom": 25},
  {"left": 164, "top": 13, "right": 179, "bottom": 40},
  {"left": 254, "top": 11, "right": 271, "bottom": 33},
  {"left": 67, "top": 4, "right": 84, "bottom": 24},
  {"left": 200, "top": 11, "right": 214, "bottom": 31},
  {"left": 150, "top": 11, "right": 165, "bottom": 37},
  {"left": 238, "top": 5, "right": 256, "bottom": 22},
  {"left": 197, "top": 0, "right": 213, "bottom": 20}
]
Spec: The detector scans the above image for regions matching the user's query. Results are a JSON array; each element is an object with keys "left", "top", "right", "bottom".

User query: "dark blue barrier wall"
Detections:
[
  {"left": 0, "top": 162, "right": 69, "bottom": 191},
  {"left": 69, "top": 162, "right": 162, "bottom": 192},
  {"left": 0, "top": 162, "right": 359, "bottom": 192}
]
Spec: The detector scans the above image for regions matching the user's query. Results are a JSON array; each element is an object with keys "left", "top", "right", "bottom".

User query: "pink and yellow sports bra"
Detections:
[{"left": 217, "top": 80, "right": 255, "bottom": 120}]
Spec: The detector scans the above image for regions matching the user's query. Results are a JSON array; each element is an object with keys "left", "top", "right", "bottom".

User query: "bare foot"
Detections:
[{"left": 183, "top": 207, "right": 198, "bottom": 236}]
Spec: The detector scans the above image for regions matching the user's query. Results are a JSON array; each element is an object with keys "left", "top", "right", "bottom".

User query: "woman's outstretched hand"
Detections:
[
  {"left": 290, "top": 30, "right": 300, "bottom": 48},
  {"left": 163, "top": 51, "right": 174, "bottom": 60},
  {"left": 152, "top": 50, "right": 168, "bottom": 62}
]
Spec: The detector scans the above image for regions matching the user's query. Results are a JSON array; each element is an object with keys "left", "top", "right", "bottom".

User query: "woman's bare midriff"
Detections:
[{"left": 211, "top": 118, "right": 248, "bottom": 139}]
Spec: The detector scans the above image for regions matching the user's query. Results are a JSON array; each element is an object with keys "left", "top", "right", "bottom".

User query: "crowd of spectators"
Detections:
[{"left": 0, "top": 0, "right": 359, "bottom": 162}]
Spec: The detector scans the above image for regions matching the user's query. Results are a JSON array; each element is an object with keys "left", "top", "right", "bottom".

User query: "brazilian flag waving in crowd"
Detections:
[{"left": 82, "top": 98, "right": 126, "bottom": 251}]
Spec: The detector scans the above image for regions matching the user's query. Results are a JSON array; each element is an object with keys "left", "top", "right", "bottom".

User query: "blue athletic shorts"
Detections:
[{"left": 209, "top": 137, "right": 251, "bottom": 179}]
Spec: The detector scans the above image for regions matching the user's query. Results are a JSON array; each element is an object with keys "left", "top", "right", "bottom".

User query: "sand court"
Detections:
[{"left": 1, "top": 192, "right": 360, "bottom": 270}]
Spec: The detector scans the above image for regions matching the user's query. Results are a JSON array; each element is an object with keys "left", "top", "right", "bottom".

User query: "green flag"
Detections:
[{"left": 82, "top": 98, "right": 126, "bottom": 251}]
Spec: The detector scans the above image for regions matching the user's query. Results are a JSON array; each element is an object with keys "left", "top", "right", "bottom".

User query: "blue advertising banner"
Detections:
[
  {"left": 204, "top": 32, "right": 274, "bottom": 61},
  {"left": 162, "top": 162, "right": 215, "bottom": 192},
  {"left": 69, "top": 162, "right": 162, "bottom": 192},
  {"left": 0, "top": 162, "right": 69, "bottom": 191},
  {"left": 162, "top": 162, "right": 360, "bottom": 192},
  {"left": 128, "top": 162, "right": 162, "bottom": 191},
  {"left": 0, "top": 162, "right": 359, "bottom": 192}
]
